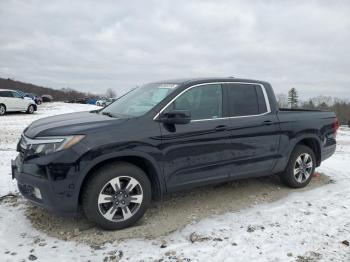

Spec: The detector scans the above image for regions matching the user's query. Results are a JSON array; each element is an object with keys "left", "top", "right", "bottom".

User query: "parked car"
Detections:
[
  {"left": 103, "top": 98, "right": 117, "bottom": 107},
  {"left": 0, "top": 89, "right": 37, "bottom": 115},
  {"left": 16, "top": 90, "right": 35, "bottom": 103},
  {"left": 24, "top": 93, "right": 43, "bottom": 105},
  {"left": 96, "top": 98, "right": 106, "bottom": 106},
  {"left": 96, "top": 98, "right": 117, "bottom": 107},
  {"left": 11, "top": 78, "right": 338, "bottom": 230},
  {"left": 87, "top": 98, "right": 97, "bottom": 105},
  {"left": 41, "top": 95, "right": 53, "bottom": 102}
]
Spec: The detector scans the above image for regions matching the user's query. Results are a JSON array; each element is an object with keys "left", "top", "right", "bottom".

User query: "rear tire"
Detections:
[
  {"left": 0, "top": 104, "right": 6, "bottom": 116},
  {"left": 26, "top": 105, "right": 35, "bottom": 114},
  {"left": 81, "top": 162, "right": 151, "bottom": 230},
  {"left": 279, "top": 145, "right": 316, "bottom": 188}
]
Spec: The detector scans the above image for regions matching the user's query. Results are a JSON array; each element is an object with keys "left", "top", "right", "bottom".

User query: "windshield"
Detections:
[{"left": 100, "top": 83, "right": 177, "bottom": 117}]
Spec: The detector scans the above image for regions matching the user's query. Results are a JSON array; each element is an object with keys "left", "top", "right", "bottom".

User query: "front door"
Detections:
[
  {"left": 11, "top": 91, "right": 28, "bottom": 110},
  {"left": 159, "top": 83, "right": 234, "bottom": 191}
]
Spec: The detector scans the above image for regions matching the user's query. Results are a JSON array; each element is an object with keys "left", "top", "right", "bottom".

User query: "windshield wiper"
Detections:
[{"left": 101, "top": 111, "right": 118, "bottom": 118}]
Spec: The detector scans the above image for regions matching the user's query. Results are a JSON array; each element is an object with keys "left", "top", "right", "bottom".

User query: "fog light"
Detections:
[{"left": 33, "top": 187, "right": 42, "bottom": 200}]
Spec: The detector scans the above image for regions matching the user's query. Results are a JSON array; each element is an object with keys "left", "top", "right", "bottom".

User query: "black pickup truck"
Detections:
[{"left": 11, "top": 77, "right": 338, "bottom": 230}]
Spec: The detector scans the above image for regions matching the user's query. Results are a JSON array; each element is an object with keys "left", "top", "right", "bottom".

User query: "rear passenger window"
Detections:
[
  {"left": 227, "top": 84, "right": 267, "bottom": 116},
  {"left": 0, "top": 91, "right": 13, "bottom": 97}
]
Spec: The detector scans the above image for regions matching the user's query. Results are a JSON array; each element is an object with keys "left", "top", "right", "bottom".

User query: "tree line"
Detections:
[
  {"left": 2, "top": 77, "right": 348, "bottom": 126},
  {"left": 277, "top": 88, "right": 350, "bottom": 126},
  {"left": 0, "top": 78, "right": 117, "bottom": 101}
]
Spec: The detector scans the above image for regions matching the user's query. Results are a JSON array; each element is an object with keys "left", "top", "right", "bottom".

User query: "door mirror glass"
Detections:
[{"left": 157, "top": 110, "right": 191, "bottom": 125}]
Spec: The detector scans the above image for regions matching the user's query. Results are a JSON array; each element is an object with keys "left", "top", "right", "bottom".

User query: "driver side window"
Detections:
[{"left": 165, "top": 84, "right": 223, "bottom": 121}]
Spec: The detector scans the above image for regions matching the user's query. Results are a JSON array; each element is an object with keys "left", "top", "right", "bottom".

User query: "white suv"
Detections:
[{"left": 0, "top": 89, "right": 37, "bottom": 116}]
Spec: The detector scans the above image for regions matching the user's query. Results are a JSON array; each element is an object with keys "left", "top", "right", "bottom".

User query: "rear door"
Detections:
[
  {"left": 0, "top": 91, "right": 15, "bottom": 110},
  {"left": 0, "top": 91, "right": 9, "bottom": 109},
  {"left": 159, "top": 83, "right": 234, "bottom": 191},
  {"left": 224, "top": 83, "right": 279, "bottom": 177}
]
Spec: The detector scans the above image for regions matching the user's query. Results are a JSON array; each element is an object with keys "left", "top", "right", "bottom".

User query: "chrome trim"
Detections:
[
  {"left": 153, "top": 82, "right": 271, "bottom": 121},
  {"left": 21, "top": 134, "right": 65, "bottom": 145}
]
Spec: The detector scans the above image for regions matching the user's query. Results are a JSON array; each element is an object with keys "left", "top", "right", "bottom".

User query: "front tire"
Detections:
[
  {"left": 27, "top": 105, "right": 35, "bottom": 114},
  {"left": 0, "top": 104, "right": 6, "bottom": 116},
  {"left": 280, "top": 145, "right": 316, "bottom": 188},
  {"left": 82, "top": 162, "right": 151, "bottom": 230}
]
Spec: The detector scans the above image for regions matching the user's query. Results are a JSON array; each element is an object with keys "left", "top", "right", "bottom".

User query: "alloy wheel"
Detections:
[
  {"left": 97, "top": 176, "right": 143, "bottom": 221},
  {"left": 293, "top": 153, "right": 313, "bottom": 183}
]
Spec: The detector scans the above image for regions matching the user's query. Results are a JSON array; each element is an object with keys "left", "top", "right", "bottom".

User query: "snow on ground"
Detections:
[
  {"left": 0, "top": 103, "right": 349, "bottom": 261},
  {"left": 0, "top": 103, "right": 100, "bottom": 195}
]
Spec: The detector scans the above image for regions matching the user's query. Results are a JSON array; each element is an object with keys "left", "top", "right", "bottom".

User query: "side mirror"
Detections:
[{"left": 157, "top": 110, "right": 191, "bottom": 125}]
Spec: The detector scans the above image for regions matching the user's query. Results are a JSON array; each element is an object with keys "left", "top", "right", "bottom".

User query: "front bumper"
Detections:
[{"left": 11, "top": 154, "right": 80, "bottom": 215}]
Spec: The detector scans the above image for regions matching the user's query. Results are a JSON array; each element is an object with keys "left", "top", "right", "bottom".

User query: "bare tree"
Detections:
[
  {"left": 276, "top": 93, "right": 288, "bottom": 108},
  {"left": 301, "top": 99, "right": 316, "bottom": 109},
  {"left": 311, "top": 95, "right": 333, "bottom": 107},
  {"left": 0, "top": 77, "right": 97, "bottom": 101},
  {"left": 105, "top": 88, "right": 116, "bottom": 98},
  {"left": 298, "top": 96, "right": 350, "bottom": 126}
]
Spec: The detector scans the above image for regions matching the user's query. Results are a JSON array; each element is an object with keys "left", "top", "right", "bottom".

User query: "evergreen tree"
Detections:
[{"left": 288, "top": 88, "right": 298, "bottom": 108}]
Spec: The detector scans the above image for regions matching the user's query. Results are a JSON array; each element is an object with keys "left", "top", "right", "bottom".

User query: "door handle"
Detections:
[
  {"left": 262, "top": 120, "right": 273, "bottom": 126},
  {"left": 214, "top": 125, "right": 228, "bottom": 131}
]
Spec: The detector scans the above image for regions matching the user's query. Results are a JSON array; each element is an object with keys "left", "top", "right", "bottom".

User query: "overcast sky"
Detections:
[{"left": 0, "top": 0, "right": 349, "bottom": 99}]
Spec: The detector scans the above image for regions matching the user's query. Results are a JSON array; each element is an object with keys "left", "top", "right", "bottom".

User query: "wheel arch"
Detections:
[
  {"left": 273, "top": 134, "right": 323, "bottom": 174},
  {"left": 78, "top": 153, "right": 165, "bottom": 205},
  {"left": 0, "top": 103, "right": 6, "bottom": 115},
  {"left": 295, "top": 137, "right": 321, "bottom": 167}
]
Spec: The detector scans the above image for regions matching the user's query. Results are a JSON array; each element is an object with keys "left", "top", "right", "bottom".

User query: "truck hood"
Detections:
[{"left": 24, "top": 111, "right": 125, "bottom": 138}]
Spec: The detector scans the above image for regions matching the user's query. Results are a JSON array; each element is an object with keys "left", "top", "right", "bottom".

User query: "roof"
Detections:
[
  {"left": 0, "top": 89, "right": 14, "bottom": 91},
  {"left": 151, "top": 77, "right": 268, "bottom": 86}
]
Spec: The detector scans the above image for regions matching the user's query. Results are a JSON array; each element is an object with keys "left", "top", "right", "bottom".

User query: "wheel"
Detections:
[
  {"left": 27, "top": 105, "right": 35, "bottom": 114},
  {"left": 279, "top": 145, "right": 316, "bottom": 188},
  {"left": 82, "top": 162, "right": 151, "bottom": 230},
  {"left": 96, "top": 102, "right": 100, "bottom": 106},
  {"left": 0, "top": 104, "right": 6, "bottom": 116},
  {"left": 37, "top": 100, "right": 42, "bottom": 105}
]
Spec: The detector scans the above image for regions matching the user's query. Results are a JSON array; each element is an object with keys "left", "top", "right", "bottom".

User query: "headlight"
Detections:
[{"left": 25, "top": 135, "right": 85, "bottom": 156}]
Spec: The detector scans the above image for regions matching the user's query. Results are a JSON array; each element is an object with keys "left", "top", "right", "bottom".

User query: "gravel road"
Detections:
[{"left": 24, "top": 173, "right": 330, "bottom": 246}]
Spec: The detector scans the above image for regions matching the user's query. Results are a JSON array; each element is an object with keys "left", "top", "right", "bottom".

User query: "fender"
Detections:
[{"left": 76, "top": 150, "right": 166, "bottom": 197}]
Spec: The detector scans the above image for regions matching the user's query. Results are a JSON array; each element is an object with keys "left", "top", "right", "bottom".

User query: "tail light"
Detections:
[{"left": 333, "top": 117, "right": 340, "bottom": 138}]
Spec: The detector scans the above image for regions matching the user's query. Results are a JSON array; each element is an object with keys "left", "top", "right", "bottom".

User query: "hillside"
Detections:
[{"left": 0, "top": 77, "right": 97, "bottom": 101}]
